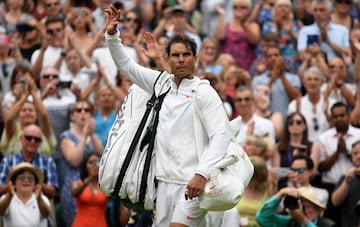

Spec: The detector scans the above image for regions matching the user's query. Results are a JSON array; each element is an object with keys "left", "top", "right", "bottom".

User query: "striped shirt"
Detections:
[{"left": 0, "top": 152, "right": 58, "bottom": 187}]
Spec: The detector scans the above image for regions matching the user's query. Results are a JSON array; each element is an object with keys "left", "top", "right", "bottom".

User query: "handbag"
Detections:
[
  {"left": 192, "top": 80, "right": 254, "bottom": 211},
  {"left": 99, "top": 71, "right": 171, "bottom": 210}
]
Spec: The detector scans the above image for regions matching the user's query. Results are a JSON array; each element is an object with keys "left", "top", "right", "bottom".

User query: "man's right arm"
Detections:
[
  {"left": 104, "top": 6, "right": 160, "bottom": 94},
  {"left": 332, "top": 175, "right": 352, "bottom": 206}
]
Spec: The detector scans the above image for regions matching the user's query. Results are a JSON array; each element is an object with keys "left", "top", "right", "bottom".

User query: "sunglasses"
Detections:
[
  {"left": 313, "top": 117, "right": 319, "bottom": 131},
  {"left": 75, "top": 108, "right": 91, "bottom": 113},
  {"left": 235, "top": 97, "right": 252, "bottom": 103},
  {"left": 233, "top": 5, "right": 249, "bottom": 10},
  {"left": 288, "top": 119, "right": 303, "bottom": 126},
  {"left": 42, "top": 74, "right": 59, "bottom": 79},
  {"left": 336, "top": 0, "right": 352, "bottom": 4},
  {"left": 24, "top": 135, "right": 42, "bottom": 143},
  {"left": 17, "top": 174, "right": 35, "bottom": 181},
  {"left": 290, "top": 167, "right": 306, "bottom": 174},
  {"left": 125, "top": 17, "right": 139, "bottom": 23},
  {"left": 46, "top": 28, "right": 62, "bottom": 35}
]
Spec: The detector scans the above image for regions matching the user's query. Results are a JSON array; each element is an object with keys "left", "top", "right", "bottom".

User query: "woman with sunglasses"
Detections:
[
  {"left": 331, "top": 0, "right": 358, "bottom": 31},
  {"left": 58, "top": 100, "right": 103, "bottom": 227},
  {"left": 0, "top": 72, "right": 56, "bottom": 157},
  {"left": 273, "top": 112, "right": 313, "bottom": 189}
]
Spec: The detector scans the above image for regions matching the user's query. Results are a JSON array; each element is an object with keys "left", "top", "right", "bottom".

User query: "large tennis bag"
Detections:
[{"left": 99, "top": 71, "right": 171, "bottom": 210}]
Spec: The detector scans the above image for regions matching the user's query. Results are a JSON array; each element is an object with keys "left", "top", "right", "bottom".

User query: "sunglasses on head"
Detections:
[
  {"left": 75, "top": 108, "right": 91, "bottom": 113},
  {"left": 42, "top": 74, "right": 59, "bottom": 79},
  {"left": 290, "top": 167, "right": 306, "bottom": 174},
  {"left": 23, "top": 135, "right": 42, "bottom": 143}
]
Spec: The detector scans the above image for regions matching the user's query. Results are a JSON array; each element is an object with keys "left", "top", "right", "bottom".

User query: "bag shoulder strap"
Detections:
[
  {"left": 111, "top": 71, "right": 170, "bottom": 198},
  {"left": 191, "top": 79, "right": 210, "bottom": 160}
]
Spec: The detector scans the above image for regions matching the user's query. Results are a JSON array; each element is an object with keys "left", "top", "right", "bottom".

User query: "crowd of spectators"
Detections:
[{"left": 0, "top": 0, "right": 358, "bottom": 226}]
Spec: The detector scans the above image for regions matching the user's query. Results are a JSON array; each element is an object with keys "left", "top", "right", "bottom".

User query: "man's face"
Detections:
[
  {"left": 44, "top": 0, "right": 61, "bottom": 16},
  {"left": 65, "top": 50, "right": 81, "bottom": 71},
  {"left": 169, "top": 42, "right": 197, "bottom": 82},
  {"left": 331, "top": 106, "right": 349, "bottom": 133},
  {"left": 171, "top": 11, "right": 187, "bottom": 30},
  {"left": 289, "top": 159, "right": 311, "bottom": 186},
  {"left": 303, "top": 72, "right": 323, "bottom": 95},
  {"left": 265, "top": 47, "right": 282, "bottom": 70},
  {"left": 328, "top": 57, "right": 347, "bottom": 81},
  {"left": 352, "top": 144, "right": 360, "bottom": 167},
  {"left": 40, "top": 68, "right": 60, "bottom": 95},
  {"left": 45, "top": 22, "right": 64, "bottom": 47},
  {"left": 20, "top": 127, "right": 42, "bottom": 155},
  {"left": 313, "top": 3, "right": 330, "bottom": 25},
  {"left": 234, "top": 89, "right": 253, "bottom": 117}
]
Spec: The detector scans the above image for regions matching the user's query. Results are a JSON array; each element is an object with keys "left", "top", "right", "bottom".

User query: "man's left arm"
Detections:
[{"left": 186, "top": 84, "right": 232, "bottom": 199}]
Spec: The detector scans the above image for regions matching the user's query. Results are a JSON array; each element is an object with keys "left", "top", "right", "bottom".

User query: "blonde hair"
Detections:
[
  {"left": 233, "top": 0, "right": 252, "bottom": 8},
  {"left": 273, "top": 0, "right": 293, "bottom": 20},
  {"left": 246, "top": 135, "right": 274, "bottom": 159},
  {"left": 249, "top": 156, "right": 269, "bottom": 191}
]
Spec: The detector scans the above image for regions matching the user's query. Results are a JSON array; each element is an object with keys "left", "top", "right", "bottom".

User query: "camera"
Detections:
[
  {"left": 284, "top": 195, "right": 299, "bottom": 210},
  {"left": 57, "top": 81, "right": 72, "bottom": 89}
]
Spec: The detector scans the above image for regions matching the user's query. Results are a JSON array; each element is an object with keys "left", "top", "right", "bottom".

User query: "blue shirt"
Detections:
[
  {"left": 0, "top": 152, "right": 58, "bottom": 187},
  {"left": 94, "top": 109, "right": 117, "bottom": 146},
  {"left": 298, "top": 22, "right": 349, "bottom": 61},
  {"left": 252, "top": 72, "right": 301, "bottom": 119}
]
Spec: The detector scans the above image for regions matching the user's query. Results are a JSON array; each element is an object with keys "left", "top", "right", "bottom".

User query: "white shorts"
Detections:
[{"left": 154, "top": 181, "right": 207, "bottom": 227}]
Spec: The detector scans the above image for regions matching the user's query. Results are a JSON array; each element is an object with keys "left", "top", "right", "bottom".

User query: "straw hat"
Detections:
[
  {"left": 298, "top": 187, "right": 327, "bottom": 209},
  {"left": 7, "top": 163, "right": 44, "bottom": 185}
]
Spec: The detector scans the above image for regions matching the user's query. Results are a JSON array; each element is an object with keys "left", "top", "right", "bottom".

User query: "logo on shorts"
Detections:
[
  {"left": 208, "top": 176, "right": 222, "bottom": 196},
  {"left": 186, "top": 215, "right": 195, "bottom": 220}
]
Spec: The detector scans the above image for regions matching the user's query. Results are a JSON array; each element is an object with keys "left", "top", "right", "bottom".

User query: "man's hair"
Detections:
[
  {"left": 352, "top": 140, "right": 360, "bottom": 148},
  {"left": 261, "top": 32, "right": 279, "bottom": 44},
  {"left": 166, "top": 34, "right": 197, "bottom": 57},
  {"left": 291, "top": 155, "right": 314, "bottom": 170},
  {"left": 311, "top": 0, "right": 333, "bottom": 11},
  {"left": 303, "top": 66, "right": 326, "bottom": 82},
  {"left": 264, "top": 45, "right": 281, "bottom": 57},
  {"left": 330, "top": 101, "right": 350, "bottom": 114},
  {"left": 45, "top": 15, "right": 65, "bottom": 27}
]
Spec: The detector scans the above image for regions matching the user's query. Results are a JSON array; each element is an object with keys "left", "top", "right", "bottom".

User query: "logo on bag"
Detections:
[{"left": 208, "top": 176, "right": 222, "bottom": 196}]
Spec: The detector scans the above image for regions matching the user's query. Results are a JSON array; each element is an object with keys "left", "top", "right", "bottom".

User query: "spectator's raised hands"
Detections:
[
  {"left": 142, "top": 32, "right": 162, "bottom": 60},
  {"left": 105, "top": 5, "right": 121, "bottom": 35}
]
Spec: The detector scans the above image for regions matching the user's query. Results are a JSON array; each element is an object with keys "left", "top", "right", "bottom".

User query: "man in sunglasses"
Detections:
[
  {"left": 233, "top": 86, "right": 275, "bottom": 147},
  {"left": 0, "top": 124, "right": 58, "bottom": 200},
  {"left": 39, "top": 67, "right": 76, "bottom": 162},
  {"left": 31, "top": 16, "right": 67, "bottom": 80}
]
